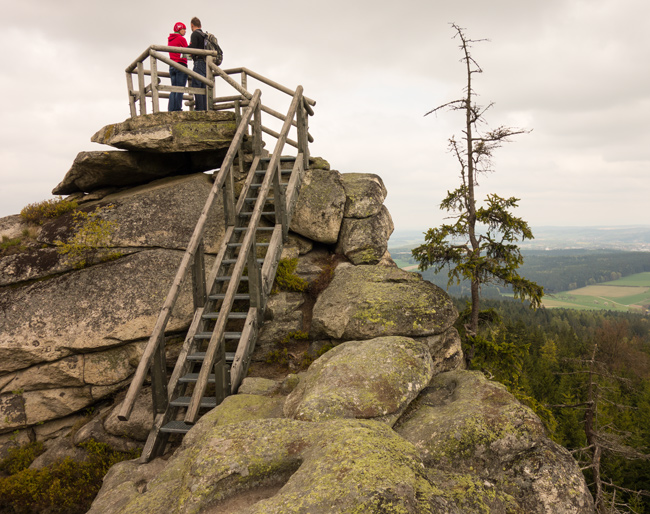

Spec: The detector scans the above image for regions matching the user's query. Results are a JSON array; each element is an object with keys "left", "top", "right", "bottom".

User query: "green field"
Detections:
[{"left": 543, "top": 272, "right": 650, "bottom": 312}]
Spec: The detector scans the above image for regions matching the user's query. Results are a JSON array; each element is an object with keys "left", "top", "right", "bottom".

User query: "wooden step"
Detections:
[
  {"left": 170, "top": 396, "right": 217, "bottom": 409},
  {"left": 254, "top": 169, "right": 292, "bottom": 175},
  {"left": 208, "top": 293, "right": 250, "bottom": 301},
  {"left": 187, "top": 351, "right": 235, "bottom": 363},
  {"left": 215, "top": 276, "right": 249, "bottom": 282},
  {"left": 228, "top": 242, "right": 270, "bottom": 248},
  {"left": 260, "top": 156, "right": 296, "bottom": 163},
  {"left": 235, "top": 227, "right": 275, "bottom": 232},
  {"left": 179, "top": 373, "right": 215, "bottom": 383},
  {"left": 194, "top": 332, "right": 242, "bottom": 340},
  {"left": 159, "top": 420, "right": 193, "bottom": 434},
  {"left": 239, "top": 211, "right": 276, "bottom": 217},
  {"left": 222, "top": 258, "right": 264, "bottom": 265},
  {"left": 201, "top": 312, "right": 248, "bottom": 320}
]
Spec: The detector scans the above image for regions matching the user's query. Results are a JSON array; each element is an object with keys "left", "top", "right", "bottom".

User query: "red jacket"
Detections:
[{"left": 168, "top": 33, "right": 188, "bottom": 66}]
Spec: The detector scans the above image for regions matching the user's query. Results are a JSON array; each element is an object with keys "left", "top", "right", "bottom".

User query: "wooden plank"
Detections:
[
  {"left": 126, "top": 72, "right": 137, "bottom": 118},
  {"left": 209, "top": 63, "right": 253, "bottom": 100},
  {"left": 191, "top": 239, "right": 207, "bottom": 309},
  {"left": 151, "top": 336, "right": 168, "bottom": 414},
  {"left": 136, "top": 61, "right": 146, "bottom": 115},
  {"left": 150, "top": 50, "right": 213, "bottom": 87},
  {"left": 150, "top": 51, "right": 160, "bottom": 113},
  {"left": 235, "top": 68, "right": 316, "bottom": 107},
  {"left": 285, "top": 154, "right": 305, "bottom": 224},
  {"left": 297, "top": 100, "right": 310, "bottom": 168},
  {"left": 261, "top": 226, "right": 284, "bottom": 297},
  {"left": 229, "top": 307, "right": 259, "bottom": 393},
  {"left": 126, "top": 46, "right": 153, "bottom": 73},
  {"left": 234, "top": 154, "right": 262, "bottom": 214}
]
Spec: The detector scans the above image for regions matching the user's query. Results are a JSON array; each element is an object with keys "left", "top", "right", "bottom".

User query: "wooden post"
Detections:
[
  {"left": 253, "top": 102, "right": 262, "bottom": 156},
  {"left": 222, "top": 169, "right": 236, "bottom": 228},
  {"left": 150, "top": 51, "right": 160, "bottom": 113},
  {"left": 126, "top": 72, "right": 137, "bottom": 118},
  {"left": 191, "top": 239, "right": 207, "bottom": 309},
  {"left": 150, "top": 335, "right": 168, "bottom": 414},
  {"left": 297, "top": 95, "right": 310, "bottom": 170},
  {"left": 137, "top": 61, "right": 147, "bottom": 115},
  {"left": 273, "top": 161, "right": 288, "bottom": 241},
  {"left": 247, "top": 243, "right": 262, "bottom": 310},
  {"left": 206, "top": 57, "right": 214, "bottom": 111}
]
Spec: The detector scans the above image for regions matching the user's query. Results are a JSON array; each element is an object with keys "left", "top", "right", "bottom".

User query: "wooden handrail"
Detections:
[{"left": 117, "top": 89, "right": 263, "bottom": 421}]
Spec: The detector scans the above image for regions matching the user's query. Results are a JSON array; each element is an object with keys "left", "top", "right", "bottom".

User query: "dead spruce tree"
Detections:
[{"left": 412, "top": 24, "right": 543, "bottom": 364}]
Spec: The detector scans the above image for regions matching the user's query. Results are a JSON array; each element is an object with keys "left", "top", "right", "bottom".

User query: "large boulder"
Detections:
[
  {"left": 90, "top": 111, "right": 237, "bottom": 153},
  {"left": 284, "top": 336, "right": 434, "bottom": 424},
  {"left": 0, "top": 249, "right": 193, "bottom": 375},
  {"left": 339, "top": 173, "right": 387, "bottom": 218},
  {"left": 335, "top": 205, "right": 394, "bottom": 265},
  {"left": 52, "top": 150, "right": 229, "bottom": 195},
  {"left": 395, "top": 370, "right": 595, "bottom": 513},
  {"left": 290, "top": 169, "right": 346, "bottom": 244},
  {"left": 311, "top": 264, "right": 457, "bottom": 341}
]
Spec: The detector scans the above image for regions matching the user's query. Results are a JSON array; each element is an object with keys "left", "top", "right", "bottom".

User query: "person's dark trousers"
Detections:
[
  {"left": 191, "top": 59, "right": 207, "bottom": 111},
  {"left": 168, "top": 65, "right": 187, "bottom": 111}
]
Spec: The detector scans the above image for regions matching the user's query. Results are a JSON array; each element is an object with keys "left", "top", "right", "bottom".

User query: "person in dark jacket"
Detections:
[
  {"left": 188, "top": 17, "right": 207, "bottom": 111},
  {"left": 167, "top": 22, "right": 188, "bottom": 112}
]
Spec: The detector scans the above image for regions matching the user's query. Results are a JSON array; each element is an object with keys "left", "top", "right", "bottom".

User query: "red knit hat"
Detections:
[{"left": 174, "top": 22, "right": 186, "bottom": 32}]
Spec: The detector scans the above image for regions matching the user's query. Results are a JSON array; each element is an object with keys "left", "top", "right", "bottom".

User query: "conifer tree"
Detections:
[{"left": 412, "top": 24, "right": 543, "bottom": 362}]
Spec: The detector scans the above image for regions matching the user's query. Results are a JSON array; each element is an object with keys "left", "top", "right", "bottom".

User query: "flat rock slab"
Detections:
[
  {"left": 311, "top": 264, "right": 457, "bottom": 341},
  {"left": 284, "top": 336, "right": 434, "bottom": 423},
  {"left": 52, "top": 149, "right": 229, "bottom": 195},
  {"left": 90, "top": 111, "right": 237, "bottom": 153}
]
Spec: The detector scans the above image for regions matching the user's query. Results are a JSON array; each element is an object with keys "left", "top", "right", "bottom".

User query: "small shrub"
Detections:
[
  {"left": 20, "top": 197, "right": 78, "bottom": 225},
  {"left": 272, "top": 258, "right": 308, "bottom": 293},
  {"left": 308, "top": 254, "right": 347, "bottom": 299},
  {"left": 0, "top": 439, "right": 140, "bottom": 514},
  {"left": 265, "top": 347, "right": 289, "bottom": 365},
  {"left": 55, "top": 206, "right": 117, "bottom": 268},
  {"left": 0, "top": 441, "right": 45, "bottom": 475}
]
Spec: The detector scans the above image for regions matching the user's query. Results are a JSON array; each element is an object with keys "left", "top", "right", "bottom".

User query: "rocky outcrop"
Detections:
[
  {"left": 88, "top": 359, "right": 593, "bottom": 514},
  {"left": 1, "top": 109, "right": 593, "bottom": 513}
]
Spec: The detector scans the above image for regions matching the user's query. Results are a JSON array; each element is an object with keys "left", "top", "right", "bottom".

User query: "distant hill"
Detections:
[{"left": 390, "top": 225, "right": 650, "bottom": 252}]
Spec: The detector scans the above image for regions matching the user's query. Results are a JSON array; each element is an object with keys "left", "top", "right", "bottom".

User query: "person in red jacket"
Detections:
[{"left": 168, "top": 22, "right": 188, "bottom": 111}]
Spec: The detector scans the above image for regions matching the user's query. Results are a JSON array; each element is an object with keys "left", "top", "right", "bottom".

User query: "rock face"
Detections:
[
  {"left": 1, "top": 111, "right": 593, "bottom": 513},
  {"left": 52, "top": 149, "right": 229, "bottom": 195}
]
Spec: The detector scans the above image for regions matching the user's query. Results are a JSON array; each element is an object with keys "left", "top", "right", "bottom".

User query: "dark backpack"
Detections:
[{"left": 202, "top": 31, "right": 223, "bottom": 66}]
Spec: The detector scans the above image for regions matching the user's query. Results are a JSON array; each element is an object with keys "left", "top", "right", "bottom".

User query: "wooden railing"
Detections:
[
  {"left": 125, "top": 45, "right": 315, "bottom": 143},
  {"left": 118, "top": 49, "right": 314, "bottom": 429}
]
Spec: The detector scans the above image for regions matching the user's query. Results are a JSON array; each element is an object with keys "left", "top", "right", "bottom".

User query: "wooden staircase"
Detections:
[{"left": 116, "top": 62, "right": 315, "bottom": 462}]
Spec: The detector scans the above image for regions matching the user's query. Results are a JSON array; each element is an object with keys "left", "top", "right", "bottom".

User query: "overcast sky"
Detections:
[{"left": 1, "top": 0, "right": 648, "bottom": 233}]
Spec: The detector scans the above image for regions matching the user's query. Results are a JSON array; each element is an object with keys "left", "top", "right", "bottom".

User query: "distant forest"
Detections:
[{"left": 391, "top": 249, "right": 650, "bottom": 296}]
